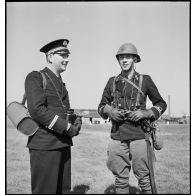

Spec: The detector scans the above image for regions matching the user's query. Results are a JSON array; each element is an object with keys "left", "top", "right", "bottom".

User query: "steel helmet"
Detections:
[{"left": 116, "top": 43, "right": 141, "bottom": 63}]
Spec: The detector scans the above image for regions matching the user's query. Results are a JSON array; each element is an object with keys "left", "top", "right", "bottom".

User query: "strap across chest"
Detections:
[
  {"left": 112, "top": 74, "right": 144, "bottom": 109},
  {"left": 44, "top": 72, "right": 67, "bottom": 112}
]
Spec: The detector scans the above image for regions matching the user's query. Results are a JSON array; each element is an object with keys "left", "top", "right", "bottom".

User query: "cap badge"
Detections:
[{"left": 63, "top": 40, "right": 68, "bottom": 46}]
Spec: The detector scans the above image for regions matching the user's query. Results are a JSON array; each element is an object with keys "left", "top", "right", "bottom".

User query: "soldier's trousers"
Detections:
[
  {"left": 106, "top": 139, "right": 155, "bottom": 194},
  {"left": 29, "top": 147, "right": 71, "bottom": 194}
]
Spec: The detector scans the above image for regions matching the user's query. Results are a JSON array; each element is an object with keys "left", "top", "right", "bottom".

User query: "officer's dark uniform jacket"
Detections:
[
  {"left": 25, "top": 67, "right": 72, "bottom": 150},
  {"left": 98, "top": 71, "right": 167, "bottom": 141}
]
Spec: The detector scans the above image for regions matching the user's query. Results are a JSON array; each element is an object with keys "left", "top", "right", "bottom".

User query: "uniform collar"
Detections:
[
  {"left": 42, "top": 67, "right": 63, "bottom": 82},
  {"left": 119, "top": 71, "right": 140, "bottom": 82}
]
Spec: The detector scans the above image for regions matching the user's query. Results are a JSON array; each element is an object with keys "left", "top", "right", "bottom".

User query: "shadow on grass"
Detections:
[
  {"left": 104, "top": 184, "right": 141, "bottom": 194},
  {"left": 70, "top": 184, "right": 90, "bottom": 194}
]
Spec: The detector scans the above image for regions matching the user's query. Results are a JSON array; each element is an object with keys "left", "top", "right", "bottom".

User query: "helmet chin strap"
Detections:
[{"left": 133, "top": 63, "right": 136, "bottom": 70}]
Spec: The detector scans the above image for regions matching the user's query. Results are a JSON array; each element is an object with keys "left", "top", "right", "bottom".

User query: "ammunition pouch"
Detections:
[{"left": 111, "top": 107, "right": 162, "bottom": 150}]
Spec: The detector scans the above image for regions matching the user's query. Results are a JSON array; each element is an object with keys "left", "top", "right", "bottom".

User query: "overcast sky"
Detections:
[{"left": 6, "top": 2, "right": 190, "bottom": 117}]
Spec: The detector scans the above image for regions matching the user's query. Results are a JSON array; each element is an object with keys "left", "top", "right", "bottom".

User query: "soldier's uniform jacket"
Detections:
[
  {"left": 25, "top": 67, "right": 72, "bottom": 150},
  {"left": 98, "top": 71, "right": 167, "bottom": 141}
]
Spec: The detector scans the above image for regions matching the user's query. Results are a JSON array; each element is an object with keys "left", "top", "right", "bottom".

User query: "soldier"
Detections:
[
  {"left": 25, "top": 39, "right": 82, "bottom": 194},
  {"left": 98, "top": 43, "right": 167, "bottom": 194}
]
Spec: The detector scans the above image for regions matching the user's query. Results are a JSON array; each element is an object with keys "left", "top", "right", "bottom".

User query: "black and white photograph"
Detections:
[{"left": 5, "top": 1, "right": 190, "bottom": 194}]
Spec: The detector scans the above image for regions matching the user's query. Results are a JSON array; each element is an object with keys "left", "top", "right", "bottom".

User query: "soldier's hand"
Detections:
[
  {"left": 104, "top": 104, "right": 124, "bottom": 122},
  {"left": 67, "top": 123, "right": 81, "bottom": 137},
  {"left": 74, "top": 116, "right": 82, "bottom": 126},
  {"left": 128, "top": 109, "right": 154, "bottom": 122}
]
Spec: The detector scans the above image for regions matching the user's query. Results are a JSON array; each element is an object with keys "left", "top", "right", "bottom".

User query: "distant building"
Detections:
[
  {"left": 178, "top": 115, "right": 190, "bottom": 124},
  {"left": 74, "top": 109, "right": 190, "bottom": 125},
  {"left": 75, "top": 109, "right": 110, "bottom": 124},
  {"left": 159, "top": 114, "right": 190, "bottom": 125}
]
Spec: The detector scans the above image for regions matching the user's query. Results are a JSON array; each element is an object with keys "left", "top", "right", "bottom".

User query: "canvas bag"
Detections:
[{"left": 7, "top": 71, "right": 47, "bottom": 136}]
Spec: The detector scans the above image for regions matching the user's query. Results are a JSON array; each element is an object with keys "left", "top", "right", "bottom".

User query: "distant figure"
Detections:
[
  {"left": 98, "top": 43, "right": 167, "bottom": 194},
  {"left": 25, "top": 39, "right": 82, "bottom": 194}
]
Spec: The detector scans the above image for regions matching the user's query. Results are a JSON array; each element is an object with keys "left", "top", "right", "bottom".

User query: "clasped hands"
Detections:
[
  {"left": 67, "top": 116, "right": 82, "bottom": 137},
  {"left": 104, "top": 104, "right": 153, "bottom": 122}
]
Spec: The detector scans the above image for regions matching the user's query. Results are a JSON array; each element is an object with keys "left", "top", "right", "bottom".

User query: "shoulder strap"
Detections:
[
  {"left": 135, "top": 74, "right": 143, "bottom": 107},
  {"left": 40, "top": 71, "right": 47, "bottom": 90},
  {"left": 112, "top": 76, "right": 118, "bottom": 95},
  {"left": 21, "top": 71, "right": 47, "bottom": 105},
  {"left": 111, "top": 75, "right": 123, "bottom": 108},
  {"left": 21, "top": 93, "right": 26, "bottom": 105},
  {"left": 119, "top": 75, "right": 144, "bottom": 96}
]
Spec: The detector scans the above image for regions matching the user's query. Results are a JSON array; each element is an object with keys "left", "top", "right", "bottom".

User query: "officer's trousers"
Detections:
[
  {"left": 29, "top": 147, "right": 71, "bottom": 194},
  {"left": 106, "top": 139, "right": 155, "bottom": 194}
]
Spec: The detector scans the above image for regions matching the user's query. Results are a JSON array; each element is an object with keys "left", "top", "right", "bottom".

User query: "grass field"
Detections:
[{"left": 6, "top": 118, "right": 190, "bottom": 194}]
